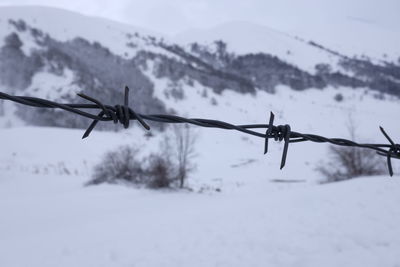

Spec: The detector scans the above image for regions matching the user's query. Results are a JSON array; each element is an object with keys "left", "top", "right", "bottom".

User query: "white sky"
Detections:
[{"left": 0, "top": 0, "right": 399, "bottom": 36}]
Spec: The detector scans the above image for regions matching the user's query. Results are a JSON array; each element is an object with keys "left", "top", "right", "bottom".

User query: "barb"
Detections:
[{"left": 0, "top": 88, "right": 398, "bottom": 176}]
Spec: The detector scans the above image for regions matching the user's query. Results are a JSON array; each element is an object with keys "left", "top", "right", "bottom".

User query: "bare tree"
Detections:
[
  {"left": 317, "top": 116, "right": 386, "bottom": 182},
  {"left": 163, "top": 124, "right": 198, "bottom": 188}
]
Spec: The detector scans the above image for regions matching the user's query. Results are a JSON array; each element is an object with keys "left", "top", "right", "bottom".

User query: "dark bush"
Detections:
[
  {"left": 334, "top": 93, "right": 344, "bottom": 102},
  {"left": 317, "top": 116, "right": 387, "bottom": 183},
  {"left": 4, "top": 32, "right": 22, "bottom": 48},
  {"left": 317, "top": 145, "right": 386, "bottom": 183},
  {"left": 87, "top": 145, "right": 177, "bottom": 189},
  {"left": 146, "top": 154, "right": 173, "bottom": 188},
  {"left": 87, "top": 146, "right": 143, "bottom": 185}
]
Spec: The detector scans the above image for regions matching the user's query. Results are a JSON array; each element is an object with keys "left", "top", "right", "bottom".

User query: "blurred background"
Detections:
[{"left": 0, "top": 1, "right": 399, "bottom": 266}]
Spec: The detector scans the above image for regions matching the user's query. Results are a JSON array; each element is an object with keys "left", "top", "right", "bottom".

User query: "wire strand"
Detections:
[{"left": 1, "top": 87, "right": 399, "bottom": 176}]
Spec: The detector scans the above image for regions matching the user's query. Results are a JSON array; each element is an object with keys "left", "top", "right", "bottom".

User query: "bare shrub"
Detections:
[
  {"left": 87, "top": 145, "right": 143, "bottom": 185},
  {"left": 334, "top": 93, "right": 344, "bottom": 102},
  {"left": 145, "top": 154, "right": 173, "bottom": 188},
  {"left": 87, "top": 124, "right": 198, "bottom": 189},
  {"left": 317, "top": 145, "right": 386, "bottom": 183},
  {"left": 317, "top": 116, "right": 386, "bottom": 182}
]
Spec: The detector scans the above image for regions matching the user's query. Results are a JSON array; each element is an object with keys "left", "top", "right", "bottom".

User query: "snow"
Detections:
[
  {"left": 1, "top": 166, "right": 400, "bottom": 267},
  {"left": 25, "top": 69, "right": 81, "bottom": 100}
]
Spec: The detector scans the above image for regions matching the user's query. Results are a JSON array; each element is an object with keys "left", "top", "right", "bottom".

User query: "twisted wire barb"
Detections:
[{"left": 1, "top": 87, "right": 399, "bottom": 176}]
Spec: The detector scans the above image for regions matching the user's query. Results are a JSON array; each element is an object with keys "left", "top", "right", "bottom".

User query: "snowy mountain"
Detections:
[
  {"left": 0, "top": 6, "right": 400, "bottom": 130},
  {"left": 175, "top": 19, "right": 400, "bottom": 65}
]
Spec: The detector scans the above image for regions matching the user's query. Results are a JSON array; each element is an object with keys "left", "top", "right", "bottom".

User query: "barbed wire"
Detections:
[{"left": 1, "top": 86, "right": 399, "bottom": 176}]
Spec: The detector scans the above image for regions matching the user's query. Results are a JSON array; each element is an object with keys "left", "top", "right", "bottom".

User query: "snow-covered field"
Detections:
[{"left": 1, "top": 164, "right": 399, "bottom": 267}]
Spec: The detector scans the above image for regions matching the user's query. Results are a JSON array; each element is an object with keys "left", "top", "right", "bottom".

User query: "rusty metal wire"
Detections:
[{"left": 1, "top": 86, "right": 399, "bottom": 176}]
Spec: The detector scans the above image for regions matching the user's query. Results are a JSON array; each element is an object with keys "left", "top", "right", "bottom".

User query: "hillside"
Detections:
[{"left": 0, "top": 6, "right": 400, "bottom": 130}]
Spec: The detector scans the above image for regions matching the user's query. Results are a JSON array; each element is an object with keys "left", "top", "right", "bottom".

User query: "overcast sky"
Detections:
[{"left": 0, "top": 0, "right": 399, "bottom": 36}]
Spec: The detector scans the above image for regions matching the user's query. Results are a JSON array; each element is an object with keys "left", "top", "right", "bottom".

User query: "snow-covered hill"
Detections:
[
  {"left": 1, "top": 6, "right": 400, "bottom": 114},
  {"left": 0, "top": 6, "right": 162, "bottom": 56},
  {"left": 175, "top": 21, "right": 344, "bottom": 73},
  {"left": 175, "top": 19, "right": 400, "bottom": 66}
]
